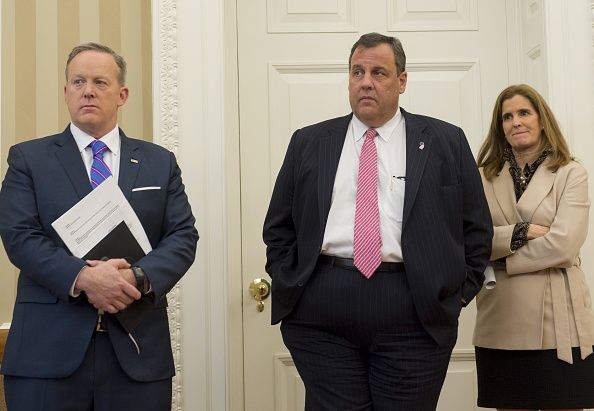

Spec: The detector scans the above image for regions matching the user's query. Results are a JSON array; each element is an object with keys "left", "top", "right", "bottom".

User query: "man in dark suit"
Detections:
[
  {"left": 263, "top": 32, "right": 492, "bottom": 410},
  {"left": 0, "top": 43, "right": 198, "bottom": 410}
]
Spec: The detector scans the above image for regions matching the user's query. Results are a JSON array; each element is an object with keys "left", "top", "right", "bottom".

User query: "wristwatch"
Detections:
[{"left": 131, "top": 266, "right": 148, "bottom": 293}]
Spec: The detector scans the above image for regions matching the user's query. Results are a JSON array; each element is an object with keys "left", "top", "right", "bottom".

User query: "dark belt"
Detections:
[
  {"left": 95, "top": 314, "right": 108, "bottom": 332},
  {"left": 318, "top": 255, "right": 405, "bottom": 273}
]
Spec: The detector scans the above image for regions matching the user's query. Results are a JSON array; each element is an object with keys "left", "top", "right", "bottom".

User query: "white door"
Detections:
[{"left": 238, "top": 1, "right": 510, "bottom": 410}]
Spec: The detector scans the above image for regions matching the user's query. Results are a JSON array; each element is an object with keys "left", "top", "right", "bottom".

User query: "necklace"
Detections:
[{"left": 519, "top": 173, "right": 527, "bottom": 189}]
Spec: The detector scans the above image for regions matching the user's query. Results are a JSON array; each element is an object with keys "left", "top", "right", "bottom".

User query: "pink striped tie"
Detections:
[{"left": 353, "top": 128, "right": 382, "bottom": 278}]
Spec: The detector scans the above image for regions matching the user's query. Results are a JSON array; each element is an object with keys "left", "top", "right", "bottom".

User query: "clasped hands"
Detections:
[{"left": 75, "top": 258, "right": 141, "bottom": 314}]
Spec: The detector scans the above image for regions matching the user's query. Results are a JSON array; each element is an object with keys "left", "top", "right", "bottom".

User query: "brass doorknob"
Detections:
[{"left": 249, "top": 278, "right": 271, "bottom": 312}]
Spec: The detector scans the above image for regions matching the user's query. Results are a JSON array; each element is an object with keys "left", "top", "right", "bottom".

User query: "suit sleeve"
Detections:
[
  {"left": 0, "top": 145, "right": 86, "bottom": 301},
  {"left": 491, "top": 225, "right": 515, "bottom": 260},
  {"left": 479, "top": 170, "right": 516, "bottom": 260},
  {"left": 263, "top": 130, "right": 299, "bottom": 278},
  {"left": 134, "top": 151, "right": 198, "bottom": 302},
  {"left": 458, "top": 129, "right": 493, "bottom": 305},
  {"left": 506, "top": 164, "right": 588, "bottom": 274}
]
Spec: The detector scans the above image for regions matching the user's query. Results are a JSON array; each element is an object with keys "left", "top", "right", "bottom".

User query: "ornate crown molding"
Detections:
[
  {"left": 154, "top": 0, "right": 181, "bottom": 410},
  {"left": 156, "top": 0, "right": 180, "bottom": 154}
]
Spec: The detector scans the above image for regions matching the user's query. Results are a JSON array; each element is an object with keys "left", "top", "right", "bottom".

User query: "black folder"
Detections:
[{"left": 83, "top": 221, "right": 152, "bottom": 333}]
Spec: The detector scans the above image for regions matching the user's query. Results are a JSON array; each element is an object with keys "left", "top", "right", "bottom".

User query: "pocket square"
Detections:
[{"left": 132, "top": 186, "right": 161, "bottom": 192}]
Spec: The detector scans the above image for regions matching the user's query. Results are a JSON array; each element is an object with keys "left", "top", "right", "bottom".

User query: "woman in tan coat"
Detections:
[{"left": 474, "top": 84, "right": 594, "bottom": 411}]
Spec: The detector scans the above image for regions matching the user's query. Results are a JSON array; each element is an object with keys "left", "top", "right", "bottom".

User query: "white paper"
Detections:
[
  {"left": 483, "top": 265, "right": 496, "bottom": 289},
  {"left": 51, "top": 176, "right": 152, "bottom": 258}
]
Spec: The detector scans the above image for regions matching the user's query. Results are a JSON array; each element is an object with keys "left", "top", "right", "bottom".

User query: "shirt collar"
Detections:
[
  {"left": 352, "top": 108, "right": 402, "bottom": 143},
  {"left": 70, "top": 123, "right": 121, "bottom": 157}
]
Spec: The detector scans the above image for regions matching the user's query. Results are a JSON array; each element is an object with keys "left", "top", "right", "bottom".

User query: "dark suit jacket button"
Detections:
[{"left": 297, "top": 281, "right": 304, "bottom": 287}]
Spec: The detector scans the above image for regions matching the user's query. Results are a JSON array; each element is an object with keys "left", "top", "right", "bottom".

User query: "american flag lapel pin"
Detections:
[{"left": 418, "top": 141, "right": 425, "bottom": 150}]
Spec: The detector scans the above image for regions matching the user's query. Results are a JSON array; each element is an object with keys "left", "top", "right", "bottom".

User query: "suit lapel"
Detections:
[
  {"left": 492, "top": 162, "right": 521, "bottom": 223},
  {"left": 118, "top": 130, "right": 141, "bottom": 201},
  {"left": 402, "top": 110, "right": 432, "bottom": 225},
  {"left": 491, "top": 157, "right": 556, "bottom": 224},
  {"left": 54, "top": 127, "right": 142, "bottom": 201},
  {"left": 318, "top": 115, "right": 351, "bottom": 226},
  {"left": 54, "top": 127, "right": 93, "bottom": 199}
]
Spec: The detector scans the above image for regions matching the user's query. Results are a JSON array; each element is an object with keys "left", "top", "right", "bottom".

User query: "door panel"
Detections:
[{"left": 238, "top": 1, "right": 508, "bottom": 410}]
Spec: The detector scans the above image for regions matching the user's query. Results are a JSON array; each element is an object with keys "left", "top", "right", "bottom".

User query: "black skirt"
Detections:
[{"left": 475, "top": 346, "right": 594, "bottom": 409}]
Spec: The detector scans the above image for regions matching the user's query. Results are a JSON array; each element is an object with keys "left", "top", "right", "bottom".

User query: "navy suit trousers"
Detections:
[
  {"left": 4, "top": 333, "right": 171, "bottom": 411},
  {"left": 280, "top": 259, "right": 456, "bottom": 411}
]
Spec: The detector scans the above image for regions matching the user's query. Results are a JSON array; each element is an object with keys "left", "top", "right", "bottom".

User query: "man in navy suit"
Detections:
[
  {"left": 0, "top": 43, "right": 198, "bottom": 410},
  {"left": 263, "top": 33, "right": 492, "bottom": 410}
]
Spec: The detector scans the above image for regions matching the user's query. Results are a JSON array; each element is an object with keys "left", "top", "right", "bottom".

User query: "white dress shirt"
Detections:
[
  {"left": 321, "top": 109, "right": 406, "bottom": 262},
  {"left": 70, "top": 122, "right": 121, "bottom": 183}
]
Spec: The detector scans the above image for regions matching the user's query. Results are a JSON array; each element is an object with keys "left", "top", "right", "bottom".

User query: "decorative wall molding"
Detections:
[
  {"left": 388, "top": 0, "right": 478, "bottom": 32},
  {"left": 153, "top": 1, "right": 182, "bottom": 410},
  {"left": 271, "top": 62, "right": 346, "bottom": 74},
  {"left": 268, "top": 58, "right": 483, "bottom": 158},
  {"left": 274, "top": 354, "right": 304, "bottom": 411},
  {"left": 272, "top": 348, "right": 477, "bottom": 411},
  {"left": 154, "top": 0, "right": 180, "bottom": 153},
  {"left": 407, "top": 59, "right": 478, "bottom": 72},
  {"left": 267, "top": 61, "right": 351, "bottom": 181},
  {"left": 267, "top": 0, "right": 357, "bottom": 33},
  {"left": 449, "top": 348, "right": 476, "bottom": 361},
  {"left": 405, "top": 60, "right": 483, "bottom": 151}
]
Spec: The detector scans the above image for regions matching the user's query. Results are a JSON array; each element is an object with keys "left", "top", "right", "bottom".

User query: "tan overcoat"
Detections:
[{"left": 473, "top": 158, "right": 594, "bottom": 363}]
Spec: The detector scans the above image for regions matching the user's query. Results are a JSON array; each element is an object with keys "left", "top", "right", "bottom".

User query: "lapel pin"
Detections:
[
  {"left": 130, "top": 158, "right": 139, "bottom": 164},
  {"left": 418, "top": 141, "right": 425, "bottom": 150}
]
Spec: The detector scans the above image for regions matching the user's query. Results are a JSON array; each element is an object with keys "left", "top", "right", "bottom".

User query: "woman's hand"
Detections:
[{"left": 527, "top": 224, "right": 549, "bottom": 240}]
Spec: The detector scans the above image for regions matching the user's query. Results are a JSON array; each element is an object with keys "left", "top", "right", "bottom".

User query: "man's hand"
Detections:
[
  {"left": 75, "top": 258, "right": 141, "bottom": 313},
  {"left": 119, "top": 267, "right": 137, "bottom": 288}
]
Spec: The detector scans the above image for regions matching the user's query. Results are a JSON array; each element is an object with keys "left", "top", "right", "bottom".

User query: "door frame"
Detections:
[{"left": 151, "top": 0, "right": 237, "bottom": 410}]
